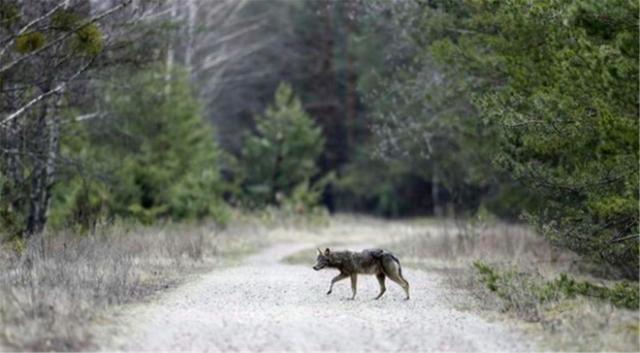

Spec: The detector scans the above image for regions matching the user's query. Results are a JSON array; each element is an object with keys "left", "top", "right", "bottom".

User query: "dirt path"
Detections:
[{"left": 95, "top": 242, "right": 534, "bottom": 352}]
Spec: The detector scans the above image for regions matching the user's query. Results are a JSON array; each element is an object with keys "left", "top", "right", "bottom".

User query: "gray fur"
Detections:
[{"left": 313, "top": 248, "right": 410, "bottom": 300}]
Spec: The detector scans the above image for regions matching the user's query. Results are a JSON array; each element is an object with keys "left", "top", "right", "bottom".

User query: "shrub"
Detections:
[{"left": 474, "top": 261, "right": 639, "bottom": 312}]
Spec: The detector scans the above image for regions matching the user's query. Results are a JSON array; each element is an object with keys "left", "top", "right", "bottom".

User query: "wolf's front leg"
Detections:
[
  {"left": 327, "top": 273, "right": 348, "bottom": 295},
  {"left": 350, "top": 274, "right": 358, "bottom": 299}
]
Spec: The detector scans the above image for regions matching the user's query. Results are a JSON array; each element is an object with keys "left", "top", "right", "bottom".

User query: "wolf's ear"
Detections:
[
  {"left": 317, "top": 248, "right": 323, "bottom": 256},
  {"left": 324, "top": 248, "right": 330, "bottom": 255}
]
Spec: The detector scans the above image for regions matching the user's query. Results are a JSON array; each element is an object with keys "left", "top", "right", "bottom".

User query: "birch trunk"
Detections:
[
  {"left": 344, "top": 0, "right": 358, "bottom": 151},
  {"left": 184, "top": 0, "right": 197, "bottom": 75},
  {"left": 165, "top": 1, "right": 178, "bottom": 95}
]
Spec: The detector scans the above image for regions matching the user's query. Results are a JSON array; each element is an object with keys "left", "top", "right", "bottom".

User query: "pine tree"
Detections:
[
  {"left": 241, "top": 83, "right": 324, "bottom": 207},
  {"left": 385, "top": 0, "right": 639, "bottom": 278},
  {"left": 51, "top": 68, "right": 227, "bottom": 227}
]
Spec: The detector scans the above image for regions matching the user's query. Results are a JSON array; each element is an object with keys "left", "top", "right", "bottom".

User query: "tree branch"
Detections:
[
  {"left": 0, "top": 0, "right": 132, "bottom": 75},
  {"left": 0, "top": 57, "right": 95, "bottom": 127},
  {"left": 0, "top": 2, "right": 67, "bottom": 59},
  {"left": 610, "top": 234, "right": 639, "bottom": 243},
  {"left": 0, "top": 84, "right": 66, "bottom": 127}
]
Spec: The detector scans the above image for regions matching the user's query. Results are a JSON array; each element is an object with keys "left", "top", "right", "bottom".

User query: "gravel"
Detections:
[{"left": 94, "top": 243, "right": 535, "bottom": 352}]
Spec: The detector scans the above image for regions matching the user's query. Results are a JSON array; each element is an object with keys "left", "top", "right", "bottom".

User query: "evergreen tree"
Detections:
[
  {"left": 241, "top": 83, "right": 324, "bottom": 207},
  {"left": 469, "top": 0, "right": 639, "bottom": 278},
  {"left": 375, "top": 0, "right": 639, "bottom": 278},
  {"left": 51, "top": 68, "right": 227, "bottom": 227}
]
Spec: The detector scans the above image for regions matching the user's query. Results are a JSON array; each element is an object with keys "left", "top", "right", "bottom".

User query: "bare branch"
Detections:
[
  {"left": 0, "top": 84, "right": 66, "bottom": 128},
  {"left": 0, "top": 2, "right": 67, "bottom": 59},
  {"left": 0, "top": 0, "right": 132, "bottom": 75},
  {"left": 0, "top": 58, "right": 94, "bottom": 127}
]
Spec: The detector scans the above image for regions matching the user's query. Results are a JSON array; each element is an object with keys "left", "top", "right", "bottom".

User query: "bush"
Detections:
[{"left": 474, "top": 261, "right": 639, "bottom": 312}]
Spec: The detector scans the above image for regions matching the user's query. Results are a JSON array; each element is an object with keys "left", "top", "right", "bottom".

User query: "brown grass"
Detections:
[
  {"left": 0, "top": 219, "right": 266, "bottom": 351},
  {"left": 389, "top": 218, "right": 640, "bottom": 352}
]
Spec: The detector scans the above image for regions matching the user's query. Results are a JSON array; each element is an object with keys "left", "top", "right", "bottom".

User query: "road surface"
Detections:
[{"left": 95, "top": 242, "right": 534, "bottom": 352}]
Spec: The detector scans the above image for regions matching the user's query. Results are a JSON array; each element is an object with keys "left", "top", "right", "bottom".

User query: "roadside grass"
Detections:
[
  {"left": 0, "top": 218, "right": 268, "bottom": 351},
  {"left": 389, "top": 219, "right": 640, "bottom": 352}
]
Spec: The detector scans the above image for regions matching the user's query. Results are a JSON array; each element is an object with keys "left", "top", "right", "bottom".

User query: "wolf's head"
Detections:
[{"left": 313, "top": 248, "right": 332, "bottom": 271}]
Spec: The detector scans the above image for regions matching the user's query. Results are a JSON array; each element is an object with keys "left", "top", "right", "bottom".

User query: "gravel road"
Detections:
[{"left": 95, "top": 242, "right": 534, "bottom": 352}]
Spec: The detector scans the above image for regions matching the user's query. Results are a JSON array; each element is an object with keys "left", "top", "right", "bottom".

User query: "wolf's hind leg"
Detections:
[
  {"left": 383, "top": 258, "right": 410, "bottom": 300},
  {"left": 387, "top": 272, "right": 410, "bottom": 300},
  {"left": 327, "top": 273, "right": 348, "bottom": 295},
  {"left": 375, "top": 273, "right": 386, "bottom": 300},
  {"left": 350, "top": 274, "right": 358, "bottom": 300}
]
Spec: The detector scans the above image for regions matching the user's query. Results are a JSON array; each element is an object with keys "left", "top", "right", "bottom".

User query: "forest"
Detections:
[{"left": 0, "top": 0, "right": 638, "bottom": 352}]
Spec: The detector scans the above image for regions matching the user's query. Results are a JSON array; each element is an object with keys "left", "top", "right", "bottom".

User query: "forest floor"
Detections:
[{"left": 91, "top": 217, "right": 536, "bottom": 352}]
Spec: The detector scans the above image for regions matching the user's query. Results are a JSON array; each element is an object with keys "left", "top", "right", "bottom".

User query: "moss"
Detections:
[
  {"left": 52, "top": 9, "right": 103, "bottom": 56},
  {"left": 73, "top": 23, "right": 103, "bottom": 56},
  {"left": 15, "top": 32, "right": 46, "bottom": 53}
]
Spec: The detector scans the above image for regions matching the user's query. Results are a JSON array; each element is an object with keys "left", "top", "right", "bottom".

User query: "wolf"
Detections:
[{"left": 312, "top": 247, "right": 410, "bottom": 300}]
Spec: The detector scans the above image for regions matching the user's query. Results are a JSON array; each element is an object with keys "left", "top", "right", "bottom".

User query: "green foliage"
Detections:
[
  {"left": 240, "top": 83, "right": 325, "bottom": 207},
  {"left": 474, "top": 261, "right": 501, "bottom": 293},
  {"left": 280, "top": 172, "right": 335, "bottom": 216},
  {"left": 106, "top": 70, "right": 226, "bottom": 223},
  {"left": 389, "top": 0, "right": 638, "bottom": 277},
  {"left": 52, "top": 9, "right": 103, "bottom": 56},
  {"left": 0, "top": 176, "right": 26, "bottom": 239},
  {"left": 474, "top": 261, "right": 639, "bottom": 311},
  {"left": 360, "top": 0, "right": 538, "bottom": 219},
  {"left": 15, "top": 31, "right": 45, "bottom": 53},
  {"left": 73, "top": 24, "right": 103, "bottom": 56},
  {"left": 50, "top": 68, "right": 227, "bottom": 229},
  {"left": 336, "top": 148, "right": 431, "bottom": 217}
]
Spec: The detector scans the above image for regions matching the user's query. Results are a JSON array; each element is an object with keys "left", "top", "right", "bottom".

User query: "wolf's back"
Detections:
[
  {"left": 367, "top": 248, "right": 385, "bottom": 259},
  {"left": 368, "top": 249, "right": 400, "bottom": 263}
]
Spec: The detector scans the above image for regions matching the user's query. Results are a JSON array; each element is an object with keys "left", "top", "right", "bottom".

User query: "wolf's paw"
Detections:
[{"left": 326, "top": 290, "right": 332, "bottom": 295}]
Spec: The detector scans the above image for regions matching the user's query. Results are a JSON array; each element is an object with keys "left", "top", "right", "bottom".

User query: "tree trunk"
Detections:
[
  {"left": 184, "top": 0, "right": 197, "bottom": 75},
  {"left": 344, "top": 0, "right": 359, "bottom": 151},
  {"left": 431, "top": 165, "right": 443, "bottom": 217},
  {"left": 25, "top": 94, "right": 60, "bottom": 237},
  {"left": 271, "top": 138, "right": 284, "bottom": 204},
  {"left": 165, "top": 1, "right": 178, "bottom": 95}
]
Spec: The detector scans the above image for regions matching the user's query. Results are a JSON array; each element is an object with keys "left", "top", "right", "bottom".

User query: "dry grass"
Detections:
[
  {"left": 0, "top": 219, "right": 267, "bottom": 351},
  {"left": 389, "top": 219, "right": 570, "bottom": 272},
  {"left": 389, "top": 218, "right": 640, "bottom": 352}
]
